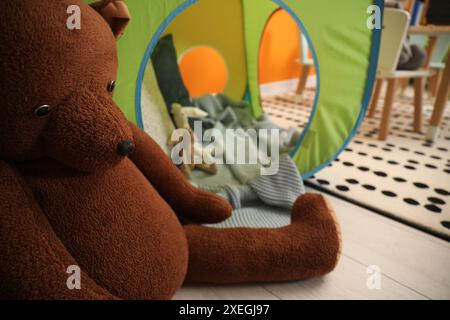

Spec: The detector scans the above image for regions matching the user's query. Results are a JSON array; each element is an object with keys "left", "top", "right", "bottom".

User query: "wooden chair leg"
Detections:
[
  {"left": 296, "top": 65, "right": 311, "bottom": 95},
  {"left": 428, "top": 59, "right": 450, "bottom": 141},
  {"left": 368, "top": 79, "right": 383, "bottom": 118},
  {"left": 379, "top": 79, "right": 397, "bottom": 141},
  {"left": 428, "top": 70, "right": 442, "bottom": 98},
  {"left": 413, "top": 77, "right": 424, "bottom": 133},
  {"left": 435, "top": 71, "right": 443, "bottom": 97},
  {"left": 398, "top": 78, "right": 409, "bottom": 96},
  {"left": 428, "top": 72, "right": 438, "bottom": 97}
]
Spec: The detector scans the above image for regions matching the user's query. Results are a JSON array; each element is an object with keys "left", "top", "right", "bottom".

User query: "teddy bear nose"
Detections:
[{"left": 117, "top": 140, "right": 135, "bottom": 156}]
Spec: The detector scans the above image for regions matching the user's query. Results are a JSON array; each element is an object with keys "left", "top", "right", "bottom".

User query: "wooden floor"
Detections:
[{"left": 174, "top": 189, "right": 450, "bottom": 300}]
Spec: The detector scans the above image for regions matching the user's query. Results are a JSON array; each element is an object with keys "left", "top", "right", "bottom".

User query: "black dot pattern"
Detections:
[
  {"left": 414, "top": 182, "right": 429, "bottom": 189},
  {"left": 374, "top": 171, "right": 388, "bottom": 177},
  {"left": 382, "top": 191, "right": 397, "bottom": 197},
  {"left": 425, "top": 204, "right": 442, "bottom": 214},
  {"left": 428, "top": 197, "right": 446, "bottom": 206},
  {"left": 263, "top": 90, "right": 450, "bottom": 239},
  {"left": 317, "top": 179, "right": 330, "bottom": 186},
  {"left": 362, "top": 184, "right": 376, "bottom": 191},
  {"left": 404, "top": 198, "right": 420, "bottom": 206},
  {"left": 435, "top": 188, "right": 450, "bottom": 196},
  {"left": 336, "top": 185, "right": 350, "bottom": 192}
]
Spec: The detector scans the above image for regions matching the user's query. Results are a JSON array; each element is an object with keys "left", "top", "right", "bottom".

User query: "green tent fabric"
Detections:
[
  {"left": 86, "top": 0, "right": 196, "bottom": 122},
  {"left": 244, "top": 0, "right": 381, "bottom": 177},
  {"left": 242, "top": 0, "right": 278, "bottom": 118},
  {"left": 85, "top": 0, "right": 383, "bottom": 179}
]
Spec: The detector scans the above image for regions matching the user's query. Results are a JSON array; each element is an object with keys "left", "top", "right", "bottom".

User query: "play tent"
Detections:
[{"left": 87, "top": 0, "right": 383, "bottom": 178}]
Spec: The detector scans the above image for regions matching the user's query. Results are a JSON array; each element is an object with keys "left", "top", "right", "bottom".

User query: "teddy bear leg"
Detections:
[{"left": 183, "top": 193, "right": 341, "bottom": 284}]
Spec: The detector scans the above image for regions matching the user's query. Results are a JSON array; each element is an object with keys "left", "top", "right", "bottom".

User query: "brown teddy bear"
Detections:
[{"left": 0, "top": 0, "right": 341, "bottom": 300}]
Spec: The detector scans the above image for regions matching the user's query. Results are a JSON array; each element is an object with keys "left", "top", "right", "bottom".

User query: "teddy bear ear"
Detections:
[{"left": 90, "top": 0, "right": 130, "bottom": 39}]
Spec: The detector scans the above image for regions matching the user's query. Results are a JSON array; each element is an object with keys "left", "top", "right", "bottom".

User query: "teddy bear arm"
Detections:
[
  {"left": 128, "top": 123, "right": 232, "bottom": 223},
  {"left": 0, "top": 161, "right": 117, "bottom": 300}
]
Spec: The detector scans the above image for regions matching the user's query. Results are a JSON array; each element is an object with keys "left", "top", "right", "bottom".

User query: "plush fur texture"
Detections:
[{"left": 0, "top": 0, "right": 341, "bottom": 300}]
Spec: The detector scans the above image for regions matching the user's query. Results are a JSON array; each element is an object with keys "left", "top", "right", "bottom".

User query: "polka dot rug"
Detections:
[{"left": 263, "top": 89, "right": 450, "bottom": 241}]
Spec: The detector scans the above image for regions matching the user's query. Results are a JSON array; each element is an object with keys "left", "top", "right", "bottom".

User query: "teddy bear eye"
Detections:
[
  {"left": 107, "top": 80, "right": 116, "bottom": 93},
  {"left": 34, "top": 105, "right": 51, "bottom": 118}
]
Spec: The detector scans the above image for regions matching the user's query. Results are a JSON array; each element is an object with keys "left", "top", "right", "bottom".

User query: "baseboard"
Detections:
[{"left": 259, "top": 76, "right": 316, "bottom": 99}]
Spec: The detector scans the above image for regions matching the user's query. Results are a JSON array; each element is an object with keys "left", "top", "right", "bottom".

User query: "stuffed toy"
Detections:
[
  {"left": 0, "top": 0, "right": 341, "bottom": 300},
  {"left": 169, "top": 103, "right": 218, "bottom": 177}
]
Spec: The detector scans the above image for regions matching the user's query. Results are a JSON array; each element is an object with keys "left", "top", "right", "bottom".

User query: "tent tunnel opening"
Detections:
[
  {"left": 103, "top": 0, "right": 381, "bottom": 178},
  {"left": 137, "top": 0, "right": 321, "bottom": 176}
]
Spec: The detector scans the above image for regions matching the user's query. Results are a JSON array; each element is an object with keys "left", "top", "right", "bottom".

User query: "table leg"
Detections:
[
  {"left": 424, "top": 36, "right": 437, "bottom": 69},
  {"left": 426, "top": 55, "right": 450, "bottom": 141},
  {"left": 379, "top": 79, "right": 397, "bottom": 141},
  {"left": 368, "top": 79, "right": 383, "bottom": 118},
  {"left": 296, "top": 65, "right": 311, "bottom": 96},
  {"left": 414, "top": 77, "right": 424, "bottom": 133}
]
